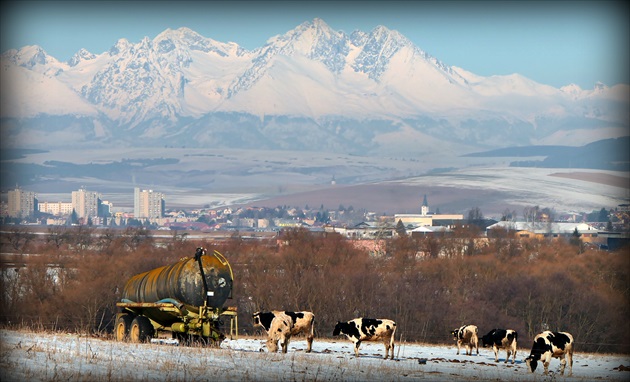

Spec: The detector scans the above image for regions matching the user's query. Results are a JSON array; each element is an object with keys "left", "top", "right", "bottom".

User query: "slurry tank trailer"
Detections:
[{"left": 115, "top": 247, "right": 237, "bottom": 345}]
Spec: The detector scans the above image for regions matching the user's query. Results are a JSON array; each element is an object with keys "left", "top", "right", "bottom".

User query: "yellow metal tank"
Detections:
[{"left": 122, "top": 248, "right": 233, "bottom": 310}]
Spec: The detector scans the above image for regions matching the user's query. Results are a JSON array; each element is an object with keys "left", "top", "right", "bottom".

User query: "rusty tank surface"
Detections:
[
  {"left": 122, "top": 247, "right": 233, "bottom": 310},
  {"left": 115, "top": 247, "right": 237, "bottom": 345}
]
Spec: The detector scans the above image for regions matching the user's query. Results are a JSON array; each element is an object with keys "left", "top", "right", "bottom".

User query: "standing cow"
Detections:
[
  {"left": 480, "top": 329, "right": 518, "bottom": 364},
  {"left": 252, "top": 310, "right": 315, "bottom": 353},
  {"left": 451, "top": 325, "right": 479, "bottom": 355},
  {"left": 332, "top": 318, "right": 397, "bottom": 359},
  {"left": 525, "top": 331, "right": 574, "bottom": 376}
]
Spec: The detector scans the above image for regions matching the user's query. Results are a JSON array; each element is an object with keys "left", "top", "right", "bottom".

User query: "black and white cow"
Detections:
[
  {"left": 252, "top": 310, "right": 315, "bottom": 352},
  {"left": 525, "top": 331, "right": 574, "bottom": 376},
  {"left": 262, "top": 312, "right": 293, "bottom": 353},
  {"left": 480, "top": 329, "right": 518, "bottom": 364},
  {"left": 451, "top": 325, "right": 479, "bottom": 355},
  {"left": 332, "top": 318, "right": 397, "bottom": 359}
]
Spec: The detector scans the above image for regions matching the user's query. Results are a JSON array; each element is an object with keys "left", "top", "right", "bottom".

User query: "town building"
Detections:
[
  {"left": 486, "top": 221, "right": 599, "bottom": 242},
  {"left": 7, "top": 187, "right": 36, "bottom": 218},
  {"left": 394, "top": 194, "right": 464, "bottom": 227},
  {"left": 71, "top": 188, "right": 100, "bottom": 220},
  {"left": 38, "top": 201, "right": 74, "bottom": 216},
  {"left": 134, "top": 188, "right": 165, "bottom": 219}
]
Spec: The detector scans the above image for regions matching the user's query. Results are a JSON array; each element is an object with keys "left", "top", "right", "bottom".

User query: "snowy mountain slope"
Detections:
[
  {"left": 0, "top": 58, "right": 97, "bottom": 118},
  {"left": 0, "top": 18, "right": 627, "bottom": 154}
]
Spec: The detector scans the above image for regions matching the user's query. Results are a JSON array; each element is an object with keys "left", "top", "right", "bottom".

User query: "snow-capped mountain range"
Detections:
[{"left": 1, "top": 18, "right": 628, "bottom": 156}]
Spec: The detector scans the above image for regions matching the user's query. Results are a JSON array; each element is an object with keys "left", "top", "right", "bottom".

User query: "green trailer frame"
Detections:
[{"left": 115, "top": 300, "right": 238, "bottom": 345}]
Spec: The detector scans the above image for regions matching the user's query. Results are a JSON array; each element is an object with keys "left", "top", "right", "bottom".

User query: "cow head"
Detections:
[
  {"left": 525, "top": 356, "right": 537, "bottom": 372},
  {"left": 266, "top": 337, "right": 278, "bottom": 352},
  {"left": 333, "top": 321, "right": 343, "bottom": 336},
  {"left": 451, "top": 328, "right": 459, "bottom": 340},
  {"left": 480, "top": 333, "right": 492, "bottom": 348},
  {"left": 252, "top": 311, "right": 262, "bottom": 327}
]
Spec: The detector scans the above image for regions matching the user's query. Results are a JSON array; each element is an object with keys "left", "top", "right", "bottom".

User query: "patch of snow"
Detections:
[{"left": 2, "top": 329, "right": 629, "bottom": 381}]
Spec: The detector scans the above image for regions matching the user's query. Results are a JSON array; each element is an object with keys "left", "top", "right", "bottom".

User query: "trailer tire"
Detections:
[
  {"left": 115, "top": 314, "right": 133, "bottom": 342},
  {"left": 130, "top": 316, "right": 154, "bottom": 343}
]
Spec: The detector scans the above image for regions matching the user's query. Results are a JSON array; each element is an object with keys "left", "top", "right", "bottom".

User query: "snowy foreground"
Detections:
[{"left": 1, "top": 329, "right": 629, "bottom": 382}]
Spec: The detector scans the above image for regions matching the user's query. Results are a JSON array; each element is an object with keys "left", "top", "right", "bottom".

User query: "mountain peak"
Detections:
[
  {"left": 4, "top": 45, "right": 59, "bottom": 69},
  {"left": 155, "top": 26, "right": 202, "bottom": 41},
  {"left": 297, "top": 17, "right": 333, "bottom": 31},
  {"left": 153, "top": 26, "right": 246, "bottom": 57},
  {"left": 289, "top": 17, "right": 343, "bottom": 43},
  {"left": 68, "top": 48, "right": 96, "bottom": 67},
  {"left": 109, "top": 38, "right": 131, "bottom": 56}
]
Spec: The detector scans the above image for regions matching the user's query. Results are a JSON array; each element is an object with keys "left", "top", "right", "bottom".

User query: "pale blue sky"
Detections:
[{"left": 1, "top": 1, "right": 628, "bottom": 89}]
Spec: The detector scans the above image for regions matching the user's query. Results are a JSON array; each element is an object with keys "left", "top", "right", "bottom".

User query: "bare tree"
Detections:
[
  {"left": 501, "top": 208, "right": 517, "bottom": 222},
  {"left": 47, "top": 226, "right": 70, "bottom": 249},
  {"left": 6, "top": 227, "right": 35, "bottom": 252},
  {"left": 523, "top": 205, "right": 540, "bottom": 223}
]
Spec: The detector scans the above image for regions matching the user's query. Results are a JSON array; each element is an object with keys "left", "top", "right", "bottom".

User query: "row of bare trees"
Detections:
[{"left": 1, "top": 226, "right": 628, "bottom": 353}]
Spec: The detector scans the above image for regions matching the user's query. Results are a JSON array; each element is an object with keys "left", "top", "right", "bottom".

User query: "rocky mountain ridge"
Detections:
[{"left": 1, "top": 18, "right": 628, "bottom": 155}]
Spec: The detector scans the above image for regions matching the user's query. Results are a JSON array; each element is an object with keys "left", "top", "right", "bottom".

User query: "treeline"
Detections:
[{"left": 1, "top": 226, "right": 628, "bottom": 353}]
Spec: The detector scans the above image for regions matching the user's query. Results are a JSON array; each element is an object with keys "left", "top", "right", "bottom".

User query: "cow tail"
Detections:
[{"left": 391, "top": 323, "right": 397, "bottom": 348}]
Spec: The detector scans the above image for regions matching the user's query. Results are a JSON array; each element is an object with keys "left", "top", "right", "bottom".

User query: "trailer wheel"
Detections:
[
  {"left": 115, "top": 314, "right": 133, "bottom": 342},
  {"left": 130, "top": 316, "right": 154, "bottom": 343}
]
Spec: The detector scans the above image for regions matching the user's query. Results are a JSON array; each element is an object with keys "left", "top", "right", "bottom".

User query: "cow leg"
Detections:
[
  {"left": 504, "top": 348, "right": 509, "bottom": 364},
  {"left": 511, "top": 347, "right": 517, "bottom": 364},
  {"left": 493, "top": 345, "right": 499, "bottom": 362},
  {"left": 559, "top": 356, "right": 566, "bottom": 376},
  {"left": 281, "top": 335, "right": 290, "bottom": 354},
  {"left": 543, "top": 359, "right": 550, "bottom": 375},
  {"left": 354, "top": 340, "right": 361, "bottom": 357},
  {"left": 456, "top": 341, "right": 460, "bottom": 355},
  {"left": 383, "top": 338, "right": 394, "bottom": 360},
  {"left": 567, "top": 350, "right": 573, "bottom": 376},
  {"left": 306, "top": 334, "right": 313, "bottom": 353}
]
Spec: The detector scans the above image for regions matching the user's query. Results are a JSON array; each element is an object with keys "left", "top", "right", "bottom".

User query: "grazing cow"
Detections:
[
  {"left": 262, "top": 312, "right": 293, "bottom": 353},
  {"left": 252, "top": 310, "right": 315, "bottom": 352},
  {"left": 451, "top": 325, "right": 479, "bottom": 355},
  {"left": 525, "top": 331, "right": 574, "bottom": 376},
  {"left": 332, "top": 318, "right": 397, "bottom": 359},
  {"left": 480, "top": 329, "right": 518, "bottom": 364}
]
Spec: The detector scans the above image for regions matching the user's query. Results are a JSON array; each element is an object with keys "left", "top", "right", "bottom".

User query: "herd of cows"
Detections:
[{"left": 252, "top": 311, "right": 575, "bottom": 377}]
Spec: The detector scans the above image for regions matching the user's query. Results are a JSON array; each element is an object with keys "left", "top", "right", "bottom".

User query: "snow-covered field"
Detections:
[{"left": 1, "top": 329, "right": 629, "bottom": 381}]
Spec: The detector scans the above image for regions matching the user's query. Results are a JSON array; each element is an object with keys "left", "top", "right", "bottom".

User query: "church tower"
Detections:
[{"left": 421, "top": 194, "right": 429, "bottom": 216}]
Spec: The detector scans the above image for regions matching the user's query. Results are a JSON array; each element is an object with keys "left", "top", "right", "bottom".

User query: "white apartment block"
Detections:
[
  {"left": 38, "top": 201, "right": 74, "bottom": 216},
  {"left": 72, "top": 188, "right": 100, "bottom": 219},
  {"left": 134, "top": 188, "right": 165, "bottom": 219},
  {"left": 7, "top": 187, "right": 36, "bottom": 218}
]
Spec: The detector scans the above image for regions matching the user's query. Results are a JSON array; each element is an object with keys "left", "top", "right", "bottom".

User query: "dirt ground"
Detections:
[
  {"left": 549, "top": 171, "right": 630, "bottom": 189},
  {"left": 241, "top": 183, "right": 515, "bottom": 216}
]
